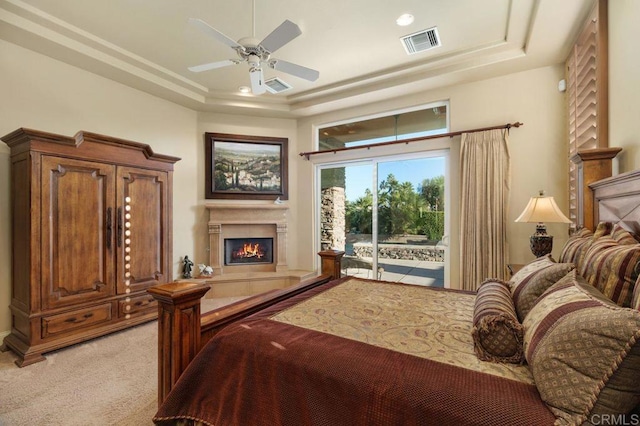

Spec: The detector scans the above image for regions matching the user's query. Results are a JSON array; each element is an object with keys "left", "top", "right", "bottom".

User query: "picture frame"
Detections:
[{"left": 205, "top": 132, "right": 288, "bottom": 200}]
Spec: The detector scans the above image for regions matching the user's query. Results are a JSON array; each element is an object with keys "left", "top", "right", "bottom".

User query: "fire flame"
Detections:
[{"left": 234, "top": 243, "right": 264, "bottom": 259}]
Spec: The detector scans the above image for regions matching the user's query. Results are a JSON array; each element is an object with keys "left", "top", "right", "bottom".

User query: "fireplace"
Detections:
[
  {"left": 204, "top": 203, "right": 315, "bottom": 298},
  {"left": 207, "top": 203, "right": 289, "bottom": 275},
  {"left": 225, "top": 238, "right": 273, "bottom": 265}
]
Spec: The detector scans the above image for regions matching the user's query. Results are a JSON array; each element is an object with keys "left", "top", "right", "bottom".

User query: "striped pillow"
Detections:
[
  {"left": 578, "top": 222, "right": 616, "bottom": 275},
  {"left": 523, "top": 271, "right": 640, "bottom": 424},
  {"left": 594, "top": 221, "right": 615, "bottom": 238},
  {"left": 582, "top": 238, "right": 640, "bottom": 307},
  {"left": 611, "top": 223, "right": 640, "bottom": 245},
  {"left": 472, "top": 279, "right": 523, "bottom": 364},
  {"left": 509, "top": 255, "right": 575, "bottom": 321},
  {"left": 559, "top": 227, "right": 593, "bottom": 265},
  {"left": 581, "top": 236, "right": 623, "bottom": 285}
]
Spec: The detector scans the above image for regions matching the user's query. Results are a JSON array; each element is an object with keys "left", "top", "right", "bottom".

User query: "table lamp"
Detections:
[{"left": 515, "top": 191, "right": 572, "bottom": 257}]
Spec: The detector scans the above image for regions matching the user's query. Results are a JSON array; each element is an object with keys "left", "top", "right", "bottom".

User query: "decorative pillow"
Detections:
[
  {"left": 472, "top": 279, "right": 524, "bottom": 364},
  {"left": 581, "top": 237, "right": 640, "bottom": 307},
  {"left": 594, "top": 221, "right": 615, "bottom": 238},
  {"left": 523, "top": 271, "right": 640, "bottom": 425},
  {"left": 611, "top": 223, "right": 640, "bottom": 245},
  {"left": 566, "top": 222, "right": 624, "bottom": 277},
  {"left": 509, "top": 255, "right": 575, "bottom": 321},
  {"left": 580, "top": 236, "right": 624, "bottom": 284},
  {"left": 559, "top": 227, "right": 593, "bottom": 265}
]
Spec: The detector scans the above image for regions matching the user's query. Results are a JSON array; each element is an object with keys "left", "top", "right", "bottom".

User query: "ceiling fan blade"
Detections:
[
  {"left": 188, "top": 18, "right": 241, "bottom": 49},
  {"left": 249, "top": 69, "right": 266, "bottom": 94},
  {"left": 188, "top": 59, "right": 238, "bottom": 73},
  {"left": 270, "top": 59, "right": 319, "bottom": 82},
  {"left": 259, "top": 20, "right": 301, "bottom": 53}
]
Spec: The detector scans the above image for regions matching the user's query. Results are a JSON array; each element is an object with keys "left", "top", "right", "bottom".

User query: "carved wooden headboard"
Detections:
[{"left": 590, "top": 169, "right": 640, "bottom": 235}]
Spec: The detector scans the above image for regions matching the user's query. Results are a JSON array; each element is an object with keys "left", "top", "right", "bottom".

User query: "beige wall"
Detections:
[
  {"left": 0, "top": 40, "right": 199, "bottom": 334},
  {"left": 296, "top": 65, "right": 569, "bottom": 288},
  {"left": 609, "top": 0, "right": 640, "bottom": 172}
]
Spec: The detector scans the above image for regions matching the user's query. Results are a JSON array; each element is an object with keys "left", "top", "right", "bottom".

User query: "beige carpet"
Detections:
[{"left": 0, "top": 297, "right": 246, "bottom": 426}]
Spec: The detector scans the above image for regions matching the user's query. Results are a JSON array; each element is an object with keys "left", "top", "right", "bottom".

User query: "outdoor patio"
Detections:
[{"left": 342, "top": 256, "right": 445, "bottom": 287}]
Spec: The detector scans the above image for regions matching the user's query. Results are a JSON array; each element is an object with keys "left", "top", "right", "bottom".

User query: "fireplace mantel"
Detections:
[
  {"left": 206, "top": 203, "right": 289, "bottom": 275},
  {"left": 206, "top": 203, "right": 288, "bottom": 222}
]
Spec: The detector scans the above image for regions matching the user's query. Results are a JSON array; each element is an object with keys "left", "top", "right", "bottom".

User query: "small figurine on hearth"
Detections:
[
  {"left": 182, "top": 255, "right": 194, "bottom": 278},
  {"left": 198, "top": 264, "right": 214, "bottom": 277}
]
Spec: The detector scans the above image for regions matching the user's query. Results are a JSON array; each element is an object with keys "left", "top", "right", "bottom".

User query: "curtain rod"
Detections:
[{"left": 299, "top": 121, "right": 523, "bottom": 160}]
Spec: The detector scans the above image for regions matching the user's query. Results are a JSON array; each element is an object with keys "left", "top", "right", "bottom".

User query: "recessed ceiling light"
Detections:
[
  {"left": 396, "top": 14, "right": 414, "bottom": 27},
  {"left": 238, "top": 86, "right": 251, "bottom": 94}
]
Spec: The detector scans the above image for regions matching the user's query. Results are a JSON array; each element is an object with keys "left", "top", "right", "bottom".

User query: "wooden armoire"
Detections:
[{"left": 1, "top": 128, "right": 180, "bottom": 367}]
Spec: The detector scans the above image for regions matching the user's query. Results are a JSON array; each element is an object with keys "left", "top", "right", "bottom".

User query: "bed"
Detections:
[{"left": 148, "top": 169, "right": 640, "bottom": 426}]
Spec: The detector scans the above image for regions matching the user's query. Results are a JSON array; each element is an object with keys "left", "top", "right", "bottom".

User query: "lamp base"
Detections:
[
  {"left": 530, "top": 223, "right": 553, "bottom": 257},
  {"left": 530, "top": 235, "right": 553, "bottom": 257}
]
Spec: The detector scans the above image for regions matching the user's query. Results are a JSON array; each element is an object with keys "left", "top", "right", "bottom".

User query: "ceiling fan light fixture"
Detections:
[
  {"left": 247, "top": 54, "right": 261, "bottom": 68},
  {"left": 187, "top": 10, "right": 319, "bottom": 93},
  {"left": 396, "top": 14, "right": 414, "bottom": 27}
]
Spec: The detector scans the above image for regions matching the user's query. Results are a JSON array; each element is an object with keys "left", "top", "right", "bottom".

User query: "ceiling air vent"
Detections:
[
  {"left": 265, "top": 77, "right": 292, "bottom": 94},
  {"left": 401, "top": 27, "right": 441, "bottom": 55}
]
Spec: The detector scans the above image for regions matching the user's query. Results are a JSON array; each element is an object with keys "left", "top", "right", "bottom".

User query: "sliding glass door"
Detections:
[{"left": 318, "top": 152, "right": 448, "bottom": 287}]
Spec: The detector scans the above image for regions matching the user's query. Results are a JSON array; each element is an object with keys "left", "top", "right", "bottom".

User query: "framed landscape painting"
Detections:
[{"left": 205, "top": 133, "right": 288, "bottom": 200}]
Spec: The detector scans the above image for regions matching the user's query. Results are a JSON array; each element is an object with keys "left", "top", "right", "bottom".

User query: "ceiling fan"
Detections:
[{"left": 187, "top": 1, "right": 319, "bottom": 95}]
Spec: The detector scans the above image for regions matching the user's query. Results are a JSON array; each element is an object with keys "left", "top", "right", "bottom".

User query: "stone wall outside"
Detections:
[
  {"left": 320, "top": 187, "right": 444, "bottom": 262},
  {"left": 353, "top": 242, "right": 444, "bottom": 262}
]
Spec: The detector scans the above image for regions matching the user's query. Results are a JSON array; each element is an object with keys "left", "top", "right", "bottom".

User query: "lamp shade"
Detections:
[{"left": 515, "top": 192, "right": 571, "bottom": 224}]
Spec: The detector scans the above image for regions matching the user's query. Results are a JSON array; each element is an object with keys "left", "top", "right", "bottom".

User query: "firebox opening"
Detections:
[{"left": 224, "top": 238, "right": 274, "bottom": 265}]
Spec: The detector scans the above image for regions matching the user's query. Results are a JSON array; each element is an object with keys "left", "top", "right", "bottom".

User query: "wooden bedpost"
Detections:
[
  {"left": 571, "top": 147, "right": 621, "bottom": 230},
  {"left": 148, "top": 250, "right": 345, "bottom": 407},
  {"left": 318, "top": 249, "right": 344, "bottom": 280},
  {"left": 147, "top": 282, "right": 210, "bottom": 407}
]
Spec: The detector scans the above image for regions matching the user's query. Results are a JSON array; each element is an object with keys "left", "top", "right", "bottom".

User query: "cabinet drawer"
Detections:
[
  {"left": 42, "top": 303, "right": 113, "bottom": 338},
  {"left": 118, "top": 294, "right": 157, "bottom": 318}
]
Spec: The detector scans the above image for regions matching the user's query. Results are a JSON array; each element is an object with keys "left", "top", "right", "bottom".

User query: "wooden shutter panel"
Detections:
[{"left": 566, "top": 0, "right": 614, "bottom": 231}]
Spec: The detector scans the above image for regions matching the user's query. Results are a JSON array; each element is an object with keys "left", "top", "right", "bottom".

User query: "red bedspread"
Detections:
[{"left": 154, "top": 279, "right": 556, "bottom": 426}]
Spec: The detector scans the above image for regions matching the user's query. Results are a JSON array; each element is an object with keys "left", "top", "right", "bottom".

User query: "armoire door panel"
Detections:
[
  {"left": 41, "top": 156, "right": 116, "bottom": 310},
  {"left": 117, "top": 167, "right": 168, "bottom": 293}
]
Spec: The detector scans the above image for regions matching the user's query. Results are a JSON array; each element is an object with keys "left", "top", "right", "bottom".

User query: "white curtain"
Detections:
[{"left": 459, "top": 129, "right": 511, "bottom": 291}]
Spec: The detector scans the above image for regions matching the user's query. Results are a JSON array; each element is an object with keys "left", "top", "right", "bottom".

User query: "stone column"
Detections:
[
  {"left": 321, "top": 187, "right": 346, "bottom": 251},
  {"left": 276, "top": 222, "right": 288, "bottom": 272},
  {"left": 208, "top": 223, "right": 222, "bottom": 272}
]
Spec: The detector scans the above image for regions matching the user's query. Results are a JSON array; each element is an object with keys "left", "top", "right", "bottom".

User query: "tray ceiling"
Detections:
[{"left": 0, "top": 0, "right": 594, "bottom": 117}]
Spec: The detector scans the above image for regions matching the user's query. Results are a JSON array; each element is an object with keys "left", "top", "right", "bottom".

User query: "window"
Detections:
[{"left": 318, "top": 104, "right": 448, "bottom": 151}]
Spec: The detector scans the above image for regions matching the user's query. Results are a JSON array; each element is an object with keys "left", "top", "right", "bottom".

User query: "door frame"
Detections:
[{"left": 314, "top": 149, "right": 451, "bottom": 287}]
